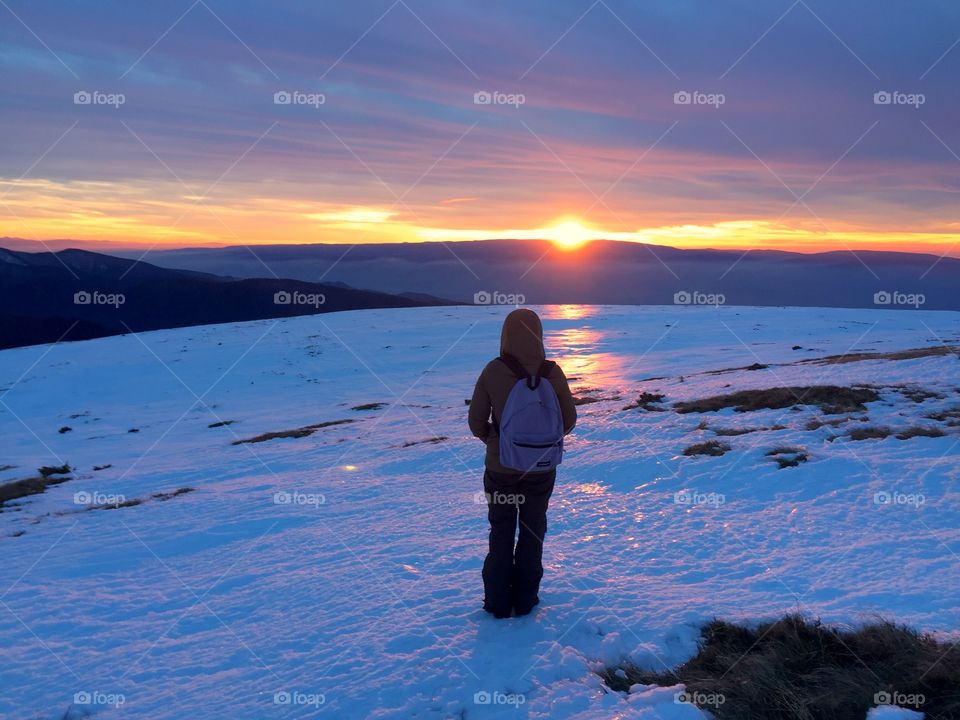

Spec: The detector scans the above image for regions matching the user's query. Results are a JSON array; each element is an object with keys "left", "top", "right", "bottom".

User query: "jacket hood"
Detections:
[{"left": 500, "top": 308, "right": 545, "bottom": 367}]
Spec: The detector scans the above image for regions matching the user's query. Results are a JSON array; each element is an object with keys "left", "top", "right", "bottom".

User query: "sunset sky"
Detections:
[{"left": 3, "top": 0, "right": 960, "bottom": 255}]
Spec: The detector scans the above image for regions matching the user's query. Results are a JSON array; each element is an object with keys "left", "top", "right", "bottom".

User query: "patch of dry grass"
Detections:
[
  {"left": 809, "top": 345, "right": 960, "bottom": 365},
  {"left": 351, "top": 402, "right": 387, "bottom": 411},
  {"left": 683, "top": 440, "right": 730, "bottom": 457},
  {"left": 401, "top": 436, "right": 449, "bottom": 447},
  {"left": 766, "top": 447, "right": 808, "bottom": 468},
  {"left": 232, "top": 419, "right": 355, "bottom": 445},
  {"left": 847, "top": 426, "right": 892, "bottom": 441},
  {"left": 926, "top": 407, "right": 960, "bottom": 425},
  {"left": 711, "top": 427, "right": 760, "bottom": 436},
  {"left": 896, "top": 426, "right": 946, "bottom": 440},
  {"left": 675, "top": 386, "right": 879, "bottom": 415},
  {"left": 0, "top": 474, "right": 72, "bottom": 507},
  {"left": 623, "top": 392, "right": 666, "bottom": 411},
  {"left": 601, "top": 614, "right": 960, "bottom": 720}
]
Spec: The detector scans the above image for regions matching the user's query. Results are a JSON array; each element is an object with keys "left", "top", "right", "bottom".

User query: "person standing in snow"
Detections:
[{"left": 468, "top": 308, "right": 577, "bottom": 618}]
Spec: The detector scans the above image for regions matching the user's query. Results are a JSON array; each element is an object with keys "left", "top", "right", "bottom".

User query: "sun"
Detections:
[{"left": 544, "top": 218, "right": 595, "bottom": 250}]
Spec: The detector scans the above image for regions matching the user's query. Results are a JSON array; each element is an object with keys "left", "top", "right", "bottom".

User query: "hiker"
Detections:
[{"left": 468, "top": 308, "right": 577, "bottom": 618}]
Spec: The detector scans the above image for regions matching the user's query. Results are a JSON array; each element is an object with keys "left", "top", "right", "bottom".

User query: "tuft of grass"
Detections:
[
  {"left": 624, "top": 392, "right": 666, "bottom": 411},
  {"left": 810, "top": 345, "right": 960, "bottom": 365},
  {"left": 233, "top": 419, "right": 355, "bottom": 445},
  {"left": 96, "top": 497, "right": 143, "bottom": 510},
  {"left": 704, "top": 362, "right": 770, "bottom": 376},
  {"left": 58, "top": 426, "right": 72, "bottom": 434},
  {"left": 848, "top": 426, "right": 892, "bottom": 441},
  {"left": 351, "top": 402, "right": 387, "bottom": 411},
  {"left": 896, "top": 426, "right": 946, "bottom": 440},
  {"left": 805, "top": 416, "right": 851, "bottom": 431},
  {"left": 926, "top": 406, "right": 960, "bottom": 424},
  {"left": 401, "top": 436, "right": 448, "bottom": 447},
  {"left": 92, "top": 487, "right": 194, "bottom": 512},
  {"left": 683, "top": 440, "right": 730, "bottom": 457},
  {"left": 39, "top": 464, "right": 72, "bottom": 478},
  {"left": 0, "top": 471, "right": 72, "bottom": 507},
  {"left": 898, "top": 387, "right": 944, "bottom": 404},
  {"left": 573, "top": 396, "right": 601, "bottom": 406},
  {"left": 766, "top": 447, "right": 808, "bottom": 468},
  {"left": 601, "top": 614, "right": 960, "bottom": 720},
  {"left": 675, "top": 386, "right": 880, "bottom": 415},
  {"left": 152, "top": 487, "right": 194, "bottom": 501},
  {"left": 207, "top": 420, "right": 236, "bottom": 428}
]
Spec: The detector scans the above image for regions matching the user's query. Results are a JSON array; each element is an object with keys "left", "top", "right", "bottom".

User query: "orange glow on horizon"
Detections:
[{"left": 1, "top": 179, "right": 959, "bottom": 256}]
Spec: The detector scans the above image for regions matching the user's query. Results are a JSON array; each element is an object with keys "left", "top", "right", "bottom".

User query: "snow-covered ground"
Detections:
[{"left": 1, "top": 304, "right": 959, "bottom": 719}]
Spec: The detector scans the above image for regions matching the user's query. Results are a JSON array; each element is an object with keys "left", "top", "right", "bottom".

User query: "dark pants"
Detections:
[{"left": 481, "top": 468, "right": 556, "bottom": 617}]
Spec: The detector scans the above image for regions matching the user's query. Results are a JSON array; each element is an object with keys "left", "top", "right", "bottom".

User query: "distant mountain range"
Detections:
[
  {"left": 0, "top": 248, "right": 453, "bottom": 350},
  {"left": 95, "top": 239, "right": 960, "bottom": 311},
  {"left": 1, "top": 239, "right": 957, "bottom": 351}
]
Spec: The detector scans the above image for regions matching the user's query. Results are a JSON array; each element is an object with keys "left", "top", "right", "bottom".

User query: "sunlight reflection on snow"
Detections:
[{"left": 539, "top": 304, "right": 599, "bottom": 321}]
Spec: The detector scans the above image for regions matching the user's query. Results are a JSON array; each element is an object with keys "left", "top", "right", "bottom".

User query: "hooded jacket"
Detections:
[{"left": 468, "top": 309, "right": 577, "bottom": 474}]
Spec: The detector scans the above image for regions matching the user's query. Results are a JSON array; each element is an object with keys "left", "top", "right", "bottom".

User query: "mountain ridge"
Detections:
[{"left": 0, "top": 248, "right": 456, "bottom": 350}]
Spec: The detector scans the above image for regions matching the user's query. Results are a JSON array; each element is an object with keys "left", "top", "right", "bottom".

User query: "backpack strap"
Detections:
[
  {"left": 496, "top": 354, "right": 529, "bottom": 380},
  {"left": 499, "top": 354, "right": 552, "bottom": 390},
  {"left": 537, "top": 360, "right": 556, "bottom": 379}
]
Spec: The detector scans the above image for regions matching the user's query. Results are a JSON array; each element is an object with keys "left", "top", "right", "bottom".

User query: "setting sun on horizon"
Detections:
[
  {"left": 543, "top": 219, "right": 595, "bottom": 251},
  {"left": 3, "top": 184, "right": 960, "bottom": 255}
]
